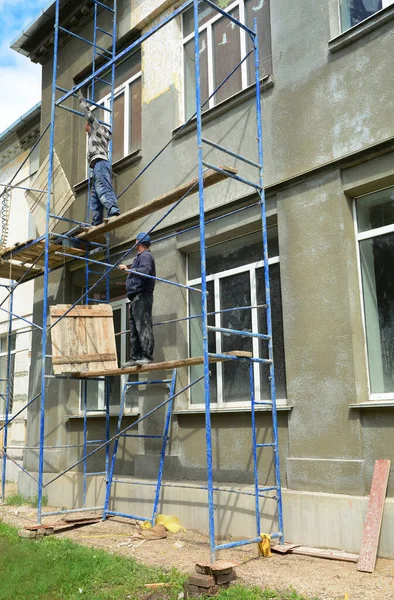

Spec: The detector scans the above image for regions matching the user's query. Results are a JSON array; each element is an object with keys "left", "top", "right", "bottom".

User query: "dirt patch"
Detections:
[{"left": 1, "top": 495, "right": 393, "bottom": 600}]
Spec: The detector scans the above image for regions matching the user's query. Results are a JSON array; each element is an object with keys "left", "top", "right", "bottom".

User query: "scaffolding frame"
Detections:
[{"left": 0, "top": 0, "right": 284, "bottom": 561}]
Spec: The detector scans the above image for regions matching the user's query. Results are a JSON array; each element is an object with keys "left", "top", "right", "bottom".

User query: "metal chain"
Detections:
[{"left": 0, "top": 186, "right": 11, "bottom": 254}]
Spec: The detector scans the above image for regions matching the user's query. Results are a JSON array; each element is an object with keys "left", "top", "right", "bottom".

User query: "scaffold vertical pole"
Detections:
[
  {"left": 1, "top": 285, "right": 14, "bottom": 500},
  {"left": 37, "top": 0, "right": 60, "bottom": 523},
  {"left": 193, "top": 0, "right": 215, "bottom": 562},
  {"left": 253, "top": 18, "right": 284, "bottom": 543}
]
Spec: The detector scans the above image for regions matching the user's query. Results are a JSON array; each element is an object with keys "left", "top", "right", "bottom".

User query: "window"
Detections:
[
  {"left": 340, "top": 0, "right": 394, "bottom": 31},
  {"left": 187, "top": 228, "right": 286, "bottom": 407},
  {"left": 87, "top": 52, "right": 142, "bottom": 163},
  {"left": 356, "top": 187, "right": 394, "bottom": 398},
  {"left": 183, "top": 0, "right": 272, "bottom": 120},
  {"left": 80, "top": 299, "right": 138, "bottom": 413},
  {"left": 0, "top": 334, "right": 16, "bottom": 414}
]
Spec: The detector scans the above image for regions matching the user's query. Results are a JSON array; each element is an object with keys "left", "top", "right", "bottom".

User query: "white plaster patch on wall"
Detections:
[
  {"left": 142, "top": 15, "right": 183, "bottom": 106},
  {"left": 332, "top": 109, "right": 373, "bottom": 160}
]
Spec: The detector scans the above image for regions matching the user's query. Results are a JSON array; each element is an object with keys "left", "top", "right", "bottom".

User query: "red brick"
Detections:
[
  {"left": 215, "top": 571, "right": 237, "bottom": 585},
  {"left": 188, "top": 574, "right": 215, "bottom": 588}
]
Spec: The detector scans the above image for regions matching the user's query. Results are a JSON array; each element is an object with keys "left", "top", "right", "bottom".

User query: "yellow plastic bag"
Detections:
[
  {"left": 155, "top": 514, "right": 185, "bottom": 534},
  {"left": 141, "top": 520, "right": 152, "bottom": 529},
  {"left": 258, "top": 533, "right": 272, "bottom": 557}
]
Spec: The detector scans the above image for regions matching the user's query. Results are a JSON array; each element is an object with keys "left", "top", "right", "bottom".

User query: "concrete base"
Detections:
[{"left": 18, "top": 471, "right": 394, "bottom": 558}]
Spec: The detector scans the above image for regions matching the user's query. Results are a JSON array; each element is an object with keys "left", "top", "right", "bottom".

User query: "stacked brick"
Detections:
[{"left": 184, "top": 560, "right": 238, "bottom": 597}]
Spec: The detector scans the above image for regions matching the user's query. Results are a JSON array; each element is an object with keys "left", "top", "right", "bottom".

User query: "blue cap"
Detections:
[{"left": 136, "top": 232, "right": 151, "bottom": 246}]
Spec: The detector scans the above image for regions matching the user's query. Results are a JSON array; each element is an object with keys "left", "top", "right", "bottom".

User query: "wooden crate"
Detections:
[{"left": 50, "top": 304, "right": 118, "bottom": 375}]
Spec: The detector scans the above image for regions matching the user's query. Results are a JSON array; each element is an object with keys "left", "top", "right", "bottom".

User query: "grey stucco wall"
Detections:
[{"left": 26, "top": 0, "right": 394, "bottom": 500}]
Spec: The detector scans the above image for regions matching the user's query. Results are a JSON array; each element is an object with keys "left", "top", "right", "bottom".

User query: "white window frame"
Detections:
[
  {"left": 182, "top": 0, "right": 255, "bottom": 113},
  {"left": 0, "top": 333, "right": 16, "bottom": 417},
  {"left": 340, "top": 0, "right": 394, "bottom": 32},
  {"left": 87, "top": 68, "right": 142, "bottom": 170},
  {"left": 79, "top": 298, "right": 138, "bottom": 414},
  {"left": 353, "top": 187, "right": 394, "bottom": 402},
  {"left": 187, "top": 254, "right": 286, "bottom": 409}
]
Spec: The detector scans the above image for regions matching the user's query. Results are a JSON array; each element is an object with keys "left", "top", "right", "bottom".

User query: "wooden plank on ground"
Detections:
[
  {"left": 357, "top": 459, "right": 391, "bottom": 573},
  {"left": 272, "top": 543, "right": 301, "bottom": 554},
  {"left": 50, "top": 304, "right": 118, "bottom": 375},
  {"left": 76, "top": 166, "right": 238, "bottom": 242},
  {"left": 71, "top": 350, "right": 253, "bottom": 377},
  {"left": 290, "top": 546, "right": 359, "bottom": 563}
]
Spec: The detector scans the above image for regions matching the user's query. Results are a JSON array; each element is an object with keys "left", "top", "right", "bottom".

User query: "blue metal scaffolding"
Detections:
[{"left": 0, "top": 0, "right": 284, "bottom": 561}]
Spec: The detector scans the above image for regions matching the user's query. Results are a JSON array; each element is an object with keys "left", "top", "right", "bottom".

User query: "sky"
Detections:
[{"left": 0, "top": 0, "right": 49, "bottom": 135}]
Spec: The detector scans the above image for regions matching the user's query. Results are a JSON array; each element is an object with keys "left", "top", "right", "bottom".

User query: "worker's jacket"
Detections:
[{"left": 126, "top": 250, "right": 156, "bottom": 298}]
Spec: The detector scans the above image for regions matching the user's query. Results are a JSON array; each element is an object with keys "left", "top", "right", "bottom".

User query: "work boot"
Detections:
[
  {"left": 135, "top": 356, "right": 153, "bottom": 366},
  {"left": 122, "top": 359, "right": 139, "bottom": 368}
]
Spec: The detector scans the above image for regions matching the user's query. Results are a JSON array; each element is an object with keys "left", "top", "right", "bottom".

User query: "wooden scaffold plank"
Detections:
[
  {"left": 72, "top": 350, "right": 252, "bottom": 378},
  {"left": 76, "top": 166, "right": 237, "bottom": 242}
]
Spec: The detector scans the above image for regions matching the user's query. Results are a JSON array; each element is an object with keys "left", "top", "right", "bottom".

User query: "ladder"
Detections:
[{"left": 103, "top": 369, "right": 177, "bottom": 523}]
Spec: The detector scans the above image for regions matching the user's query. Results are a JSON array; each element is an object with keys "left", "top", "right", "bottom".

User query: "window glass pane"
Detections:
[
  {"left": 190, "top": 282, "right": 217, "bottom": 403},
  {"left": 129, "top": 77, "right": 142, "bottom": 151},
  {"left": 357, "top": 188, "right": 394, "bottom": 232},
  {"left": 256, "top": 264, "right": 286, "bottom": 399},
  {"left": 212, "top": 8, "right": 242, "bottom": 104},
  {"left": 112, "top": 93, "right": 125, "bottom": 163},
  {"left": 88, "top": 51, "right": 141, "bottom": 101},
  {"left": 184, "top": 32, "right": 209, "bottom": 120},
  {"left": 340, "top": 0, "right": 383, "bottom": 31},
  {"left": 220, "top": 272, "right": 252, "bottom": 402},
  {"left": 183, "top": 1, "right": 232, "bottom": 37},
  {"left": 359, "top": 233, "right": 394, "bottom": 393},
  {"left": 245, "top": 0, "right": 272, "bottom": 85},
  {"left": 188, "top": 227, "right": 279, "bottom": 280},
  {"left": 84, "top": 380, "right": 103, "bottom": 411}
]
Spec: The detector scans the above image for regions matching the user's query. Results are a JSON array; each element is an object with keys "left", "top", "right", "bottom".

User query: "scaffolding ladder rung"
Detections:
[
  {"left": 202, "top": 161, "right": 263, "bottom": 191},
  {"left": 104, "top": 510, "right": 149, "bottom": 521},
  {"left": 58, "top": 26, "right": 112, "bottom": 56},
  {"left": 97, "top": 27, "right": 113, "bottom": 37},
  {"left": 86, "top": 471, "right": 106, "bottom": 476},
  {"left": 207, "top": 325, "right": 270, "bottom": 340},
  {"left": 254, "top": 401, "right": 273, "bottom": 405},
  {"left": 256, "top": 443, "right": 275, "bottom": 448},
  {"left": 258, "top": 486, "right": 278, "bottom": 492},
  {"left": 91, "top": 0, "right": 115, "bottom": 12},
  {"left": 121, "top": 434, "right": 169, "bottom": 439},
  {"left": 202, "top": 137, "right": 262, "bottom": 169},
  {"left": 95, "top": 77, "right": 112, "bottom": 86}
]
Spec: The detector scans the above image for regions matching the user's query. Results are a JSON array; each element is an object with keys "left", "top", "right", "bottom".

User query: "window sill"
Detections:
[
  {"left": 64, "top": 410, "right": 140, "bottom": 420},
  {"left": 73, "top": 148, "right": 142, "bottom": 194},
  {"left": 172, "top": 76, "right": 274, "bottom": 139},
  {"left": 329, "top": 4, "right": 394, "bottom": 53},
  {"left": 349, "top": 401, "right": 394, "bottom": 409},
  {"left": 174, "top": 404, "right": 293, "bottom": 415}
]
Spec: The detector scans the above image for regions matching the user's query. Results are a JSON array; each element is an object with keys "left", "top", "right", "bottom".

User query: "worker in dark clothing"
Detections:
[
  {"left": 77, "top": 90, "right": 120, "bottom": 226},
  {"left": 119, "top": 233, "right": 156, "bottom": 367}
]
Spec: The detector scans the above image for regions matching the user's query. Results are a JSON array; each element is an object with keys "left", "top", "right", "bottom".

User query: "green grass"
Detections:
[
  {"left": 0, "top": 521, "right": 319, "bottom": 600},
  {"left": 4, "top": 493, "right": 48, "bottom": 507}
]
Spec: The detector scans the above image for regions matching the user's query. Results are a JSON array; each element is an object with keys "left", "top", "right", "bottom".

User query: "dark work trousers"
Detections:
[
  {"left": 129, "top": 292, "right": 154, "bottom": 361},
  {"left": 90, "top": 159, "right": 120, "bottom": 226}
]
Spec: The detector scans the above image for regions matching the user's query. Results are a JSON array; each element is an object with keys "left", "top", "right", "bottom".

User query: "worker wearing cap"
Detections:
[
  {"left": 77, "top": 90, "right": 120, "bottom": 226},
  {"left": 119, "top": 233, "right": 156, "bottom": 366}
]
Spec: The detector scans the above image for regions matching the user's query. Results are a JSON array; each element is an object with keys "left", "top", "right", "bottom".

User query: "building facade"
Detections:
[
  {"left": 0, "top": 104, "right": 40, "bottom": 483},
  {"left": 9, "top": 0, "right": 394, "bottom": 555}
]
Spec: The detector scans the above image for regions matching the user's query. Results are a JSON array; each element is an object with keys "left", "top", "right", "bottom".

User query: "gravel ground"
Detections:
[{"left": 1, "top": 495, "right": 393, "bottom": 600}]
